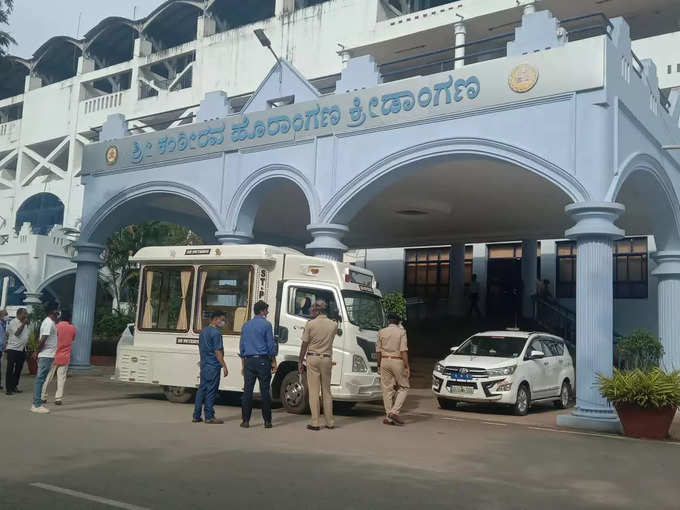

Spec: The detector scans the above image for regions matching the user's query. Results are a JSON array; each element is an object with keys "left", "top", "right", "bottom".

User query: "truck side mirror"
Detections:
[
  {"left": 337, "top": 328, "right": 343, "bottom": 337},
  {"left": 275, "top": 326, "right": 288, "bottom": 344}
]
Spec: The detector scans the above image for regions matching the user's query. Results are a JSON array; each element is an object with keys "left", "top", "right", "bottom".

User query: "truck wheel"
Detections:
[
  {"left": 437, "top": 397, "right": 458, "bottom": 410},
  {"left": 280, "top": 371, "right": 309, "bottom": 414},
  {"left": 513, "top": 384, "right": 531, "bottom": 416},
  {"left": 164, "top": 386, "right": 194, "bottom": 404}
]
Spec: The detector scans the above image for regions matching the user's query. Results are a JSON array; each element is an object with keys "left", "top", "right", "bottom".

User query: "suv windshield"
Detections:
[
  {"left": 456, "top": 335, "right": 527, "bottom": 358},
  {"left": 342, "top": 291, "right": 386, "bottom": 331}
]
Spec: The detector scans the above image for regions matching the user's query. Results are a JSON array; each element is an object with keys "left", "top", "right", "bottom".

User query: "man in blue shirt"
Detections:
[
  {"left": 193, "top": 311, "right": 228, "bottom": 424},
  {"left": 239, "top": 300, "right": 277, "bottom": 428},
  {"left": 0, "top": 309, "right": 7, "bottom": 391}
]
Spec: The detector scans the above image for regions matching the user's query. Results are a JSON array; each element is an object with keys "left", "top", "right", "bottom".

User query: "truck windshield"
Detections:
[{"left": 342, "top": 291, "right": 386, "bottom": 331}]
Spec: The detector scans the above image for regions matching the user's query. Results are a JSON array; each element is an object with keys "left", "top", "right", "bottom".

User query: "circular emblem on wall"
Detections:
[
  {"left": 509, "top": 64, "right": 539, "bottom": 93},
  {"left": 105, "top": 145, "right": 119, "bottom": 165}
]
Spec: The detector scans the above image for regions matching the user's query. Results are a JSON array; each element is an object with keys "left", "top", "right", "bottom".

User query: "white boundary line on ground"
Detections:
[{"left": 30, "top": 483, "right": 150, "bottom": 510}]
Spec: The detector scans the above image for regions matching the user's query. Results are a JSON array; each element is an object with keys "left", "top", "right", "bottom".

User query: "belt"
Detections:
[
  {"left": 308, "top": 352, "right": 332, "bottom": 358},
  {"left": 244, "top": 354, "right": 271, "bottom": 359},
  {"left": 383, "top": 355, "right": 403, "bottom": 360}
]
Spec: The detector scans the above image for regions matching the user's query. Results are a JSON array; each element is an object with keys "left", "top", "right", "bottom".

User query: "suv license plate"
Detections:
[{"left": 449, "top": 386, "right": 474, "bottom": 394}]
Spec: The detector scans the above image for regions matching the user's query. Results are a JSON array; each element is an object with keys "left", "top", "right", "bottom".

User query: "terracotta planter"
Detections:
[
  {"left": 26, "top": 356, "right": 38, "bottom": 375},
  {"left": 615, "top": 402, "right": 677, "bottom": 440}
]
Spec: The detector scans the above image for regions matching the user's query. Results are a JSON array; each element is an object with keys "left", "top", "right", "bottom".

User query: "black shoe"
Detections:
[
  {"left": 264, "top": 422, "right": 272, "bottom": 429},
  {"left": 55, "top": 401, "right": 62, "bottom": 406},
  {"left": 307, "top": 425, "right": 321, "bottom": 431},
  {"left": 42, "top": 399, "right": 47, "bottom": 405},
  {"left": 5, "top": 391, "right": 12, "bottom": 396},
  {"left": 192, "top": 417, "right": 203, "bottom": 423},
  {"left": 325, "top": 425, "right": 335, "bottom": 430},
  {"left": 240, "top": 421, "right": 249, "bottom": 428}
]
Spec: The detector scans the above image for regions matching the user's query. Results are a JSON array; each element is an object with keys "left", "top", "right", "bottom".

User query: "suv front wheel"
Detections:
[
  {"left": 513, "top": 384, "right": 531, "bottom": 416},
  {"left": 554, "top": 380, "right": 572, "bottom": 409}
]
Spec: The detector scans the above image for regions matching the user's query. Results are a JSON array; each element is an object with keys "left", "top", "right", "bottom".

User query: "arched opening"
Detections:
[
  {"left": 32, "top": 37, "right": 83, "bottom": 85},
  {"left": 142, "top": 1, "right": 204, "bottom": 52},
  {"left": 0, "top": 267, "right": 26, "bottom": 306},
  {"left": 235, "top": 177, "right": 313, "bottom": 249},
  {"left": 84, "top": 18, "right": 138, "bottom": 69},
  {"left": 15, "top": 193, "right": 64, "bottom": 235},
  {"left": 208, "top": 0, "right": 275, "bottom": 34}
]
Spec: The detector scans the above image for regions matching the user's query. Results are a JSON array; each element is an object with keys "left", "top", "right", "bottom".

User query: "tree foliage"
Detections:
[
  {"left": 101, "top": 222, "right": 202, "bottom": 313},
  {"left": 381, "top": 291, "right": 407, "bottom": 321},
  {"left": 0, "top": 0, "right": 15, "bottom": 57},
  {"left": 616, "top": 329, "right": 664, "bottom": 371}
]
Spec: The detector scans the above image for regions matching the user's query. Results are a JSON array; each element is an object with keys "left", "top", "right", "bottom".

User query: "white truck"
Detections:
[{"left": 114, "top": 244, "right": 384, "bottom": 413}]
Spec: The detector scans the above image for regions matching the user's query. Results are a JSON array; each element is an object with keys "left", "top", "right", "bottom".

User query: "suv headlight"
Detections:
[
  {"left": 353, "top": 354, "right": 368, "bottom": 373},
  {"left": 434, "top": 362, "right": 446, "bottom": 374},
  {"left": 487, "top": 365, "right": 517, "bottom": 377}
]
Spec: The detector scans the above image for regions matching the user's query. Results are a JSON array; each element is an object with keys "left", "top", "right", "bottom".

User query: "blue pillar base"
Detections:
[{"left": 557, "top": 409, "right": 622, "bottom": 434}]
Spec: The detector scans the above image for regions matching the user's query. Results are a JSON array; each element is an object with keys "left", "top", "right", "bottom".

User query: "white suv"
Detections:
[{"left": 432, "top": 331, "right": 574, "bottom": 416}]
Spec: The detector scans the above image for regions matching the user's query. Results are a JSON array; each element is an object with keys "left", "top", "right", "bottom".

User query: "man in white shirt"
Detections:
[
  {"left": 5, "top": 308, "right": 30, "bottom": 395},
  {"left": 31, "top": 306, "right": 59, "bottom": 414}
]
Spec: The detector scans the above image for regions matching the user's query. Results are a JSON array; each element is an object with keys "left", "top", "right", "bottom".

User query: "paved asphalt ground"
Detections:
[{"left": 0, "top": 366, "right": 679, "bottom": 510}]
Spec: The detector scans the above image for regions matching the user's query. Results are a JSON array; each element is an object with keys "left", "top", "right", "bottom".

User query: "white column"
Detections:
[
  {"left": 653, "top": 251, "right": 680, "bottom": 371},
  {"left": 523, "top": 1, "right": 537, "bottom": 15},
  {"left": 70, "top": 242, "right": 105, "bottom": 369},
  {"left": 1, "top": 276, "right": 8, "bottom": 309},
  {"left": 472, "top": 243, "right": 487, "bottom": 316},
  {"left": 557, "top": 202, "right": 625, "bottom": 433},
  {"left": 215, "top": 231, "right": 254, "bottom": 245},
  {"left": 449, "top": 243, "right": 466, "bottom": 317},
  {"left": 306, "top": 224, "right": 349, "bottom": 262},
  {"left": 22, "top": 292, "right": 43, "bottom": 310},
  {"left": 454, "top": 23, "right": 466, "bottom": 69},
  {"left": 521, "top": 240, "right": 537, "bottom": 318}
]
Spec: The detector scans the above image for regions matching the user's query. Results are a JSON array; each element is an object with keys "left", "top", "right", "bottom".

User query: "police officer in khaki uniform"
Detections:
[
  {"left": 298, "top": 300, "right": 338, "bottom": 431},
  {"left": 377, "top": 313, "right": 410, "bottom": 426}
]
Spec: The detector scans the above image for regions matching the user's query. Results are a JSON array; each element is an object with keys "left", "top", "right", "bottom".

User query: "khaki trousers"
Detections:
[
  {"left": 41, "top": 364, "right": 68, "bottom": 402},
  {"left": 307, "top": 355, "right": 334, "bottom": 427},
  {"left": 380, "top": 358, "right": 409, "bottom": 416}
]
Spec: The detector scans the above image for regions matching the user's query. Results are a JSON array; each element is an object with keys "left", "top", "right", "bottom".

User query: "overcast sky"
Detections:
[{"left": 8, "top": 1, "right": 166, "bottom": 58}]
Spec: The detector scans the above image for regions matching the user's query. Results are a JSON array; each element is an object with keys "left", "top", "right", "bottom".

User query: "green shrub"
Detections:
[
  {"left": 94, "top": 309, "right": 134, "bottom": 339},
  {"left": 599, "top": 368, "right": 680, "bottom": 409},
  {"left": 616, "top": 329, "right": 664, "bottom": 370},
  {"left": 382, "top": 291, "right": 407, "bottom": 321}
]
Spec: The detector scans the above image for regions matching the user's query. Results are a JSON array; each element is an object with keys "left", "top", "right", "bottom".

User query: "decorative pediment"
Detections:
[{"left": 241, "top": 60, "right": 320, "bottom": 115}]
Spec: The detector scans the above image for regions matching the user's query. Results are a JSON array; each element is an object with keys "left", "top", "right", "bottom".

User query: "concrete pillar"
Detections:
[
  {"left": 215, "top": 231, "right": 254, "bottom": 245},
  {"left": 454, "top": 23, "right": 466, "bottom": 69},
  {"left": 652, "top": 251, "right": 680, "bottom": 371},
  {"left": 197, "top": 15, "right": 217, "bottom": 38},
  {"left": 77, "top": 55, "right": 96, "bottom": 75},
  {"left": 70, "top": 242, "right": 105, "bottom": 369},
  {"left": 521, "top": 239, "right": 538, "bottom": 318},
  {"left": 1, "top": 276, "right": 8, "bottom": 309},
  {"left": 449, "top": 243, "right": 466, "bottom": 317},
  {"left": 472, "top": 243, "right": 487, "bottom": 316},
  {"left": 557, "top": 202, "right": 625, "bottom": 433},
  {"left": 276, "top": 0, "right": 295, "bottom": 16},
  {"left": 306, "top": 224, "right": 349, "bottom": 262},
  {"left": 22, "top": 293, "right": 42, "bottom": 310}
]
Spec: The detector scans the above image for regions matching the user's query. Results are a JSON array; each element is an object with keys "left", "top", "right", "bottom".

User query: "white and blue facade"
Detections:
[{"left": 2, "top": 1, "right": 680, "bottom": 432}]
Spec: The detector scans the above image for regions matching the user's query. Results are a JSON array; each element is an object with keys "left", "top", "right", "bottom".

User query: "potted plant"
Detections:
[
  {"left": 25, "top": 330, "right": 39, "bottom": 375},
  {"left": 599, "top": 368, "right": 680, "bottom": 439}
]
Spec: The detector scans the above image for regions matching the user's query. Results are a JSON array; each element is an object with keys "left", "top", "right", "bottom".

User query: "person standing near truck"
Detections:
[
  {"left": 377, "top": 313, "right": 410, "bottom": 426},
  {"left": 5, "top": 308, "right": 29, "bottom": 395},
  {"left": 298, "top": 300, "right": 338, "bottom": 431},
  {"left": 192, "top": 311, "right": 228, "bottom": 424}
]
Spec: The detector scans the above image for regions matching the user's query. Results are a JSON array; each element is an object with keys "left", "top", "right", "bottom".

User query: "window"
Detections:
[
  {"left": 542, "top": 339, "right": 565, "bottom": 356},
  {"left": 556, "top": 241, "right": 577, "bottom": 298},
  {"left": 457, "top": 335, "right": 527, "bottom": 359},
  {"left": 556, "top": 237, "right": 647, "bottom": 299},
  {"left": 387, "top": 0, "right": 454, "bottom": 15},
  {"left": 669, "top": 65, "right": 673, "bottom": 75},
  {"left": 15, "top": 193, "right": 65, "bottom": 235},
  {"left": 677, "top": 63, "right": 680, "bottom": 73},
  {"left": 528, "top": 338, "right": 546, "bottom": 357},
  {"left": 404, "top": 246, "right": 472, "bottom": 299},
  {"left": 289, "top": 287, "right": 341, "bottom": 321},
  {"left": 614, "top": 237, "right": 648, "bottom": 298},
  {"left": 138, "top": 267, "right": 194, "bottom": 332},
  {"left": 194, "top": 266, "right": 252, "bottom": 335},
  {"left": 342, "top": 291, "right": 385, "bottom": 331}
]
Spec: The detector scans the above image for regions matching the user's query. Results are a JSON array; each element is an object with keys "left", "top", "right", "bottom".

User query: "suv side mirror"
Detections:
[
  {"left": 275, "top": 326, "right": 288, "bottom": 344},
  {"left": 529, "top": 350, "right": 545, "bottom": 360},
  {"left": 450, "top": 345, "right": 460, "bottom": 353}
]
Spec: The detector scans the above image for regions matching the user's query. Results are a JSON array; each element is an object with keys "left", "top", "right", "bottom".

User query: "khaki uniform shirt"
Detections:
[
  {"left": 302, "top": 314, "right": 338, "bottom": 355},
  {"left": 377, "top": 324, "right": 408, "bottom": 356}
]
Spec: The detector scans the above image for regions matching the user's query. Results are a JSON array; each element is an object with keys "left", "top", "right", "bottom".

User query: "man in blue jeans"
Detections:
[
  {"left": 32, "top": 306, "right": 59, "bottom": 414},
  {"left": 239, "top": 300, "right": 277, "bottom": 429},
  {"left": 193, "top": 311, "right": 228, "bottom": 424}
]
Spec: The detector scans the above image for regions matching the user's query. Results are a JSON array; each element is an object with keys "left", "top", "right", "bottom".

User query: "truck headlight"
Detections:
[
  {"left": 486, "top": 365, "right": 517, "bottom": 377},
  {"left": 353, "top": 355, "right": 368, "bottom": 373},
  {"left": 434, "top": 362, "right": 446, "bottom": 374}
]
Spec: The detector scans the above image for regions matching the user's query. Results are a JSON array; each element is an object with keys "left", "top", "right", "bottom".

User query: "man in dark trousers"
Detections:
[
  {"left": 239, "top": 300, "right": 277, "bottom": 429},
  {"left": 192, "top": 311, "right": 228, "bottom": 424}
]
